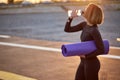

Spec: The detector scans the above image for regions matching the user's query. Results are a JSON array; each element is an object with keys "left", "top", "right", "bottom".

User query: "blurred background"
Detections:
[
  {"left": 0, "top": 0, "right": 120, "bottom": 47},
  {"left": 0, "top": 0, "right": 108, "bottom": 4}
]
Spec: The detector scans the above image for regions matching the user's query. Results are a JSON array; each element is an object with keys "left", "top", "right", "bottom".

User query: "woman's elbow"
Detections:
[
  {"left": 64, "top": 29, "right": 70, "bottom": 32},
  {"left": 64, "top": 29, "right": 67, "bottom": 32}
]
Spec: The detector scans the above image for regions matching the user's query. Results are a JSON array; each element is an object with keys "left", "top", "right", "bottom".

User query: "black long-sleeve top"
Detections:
[{"left": 64, "top": 18, "right": 105, "bottom": 59}]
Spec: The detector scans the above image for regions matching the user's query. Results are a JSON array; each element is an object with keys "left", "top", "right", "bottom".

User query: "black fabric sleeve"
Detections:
[
  {"left": 64, "top": 17, "right": 85, "bottom": 32},
  {"left": 85, "top": 28, "right": 105, "bottom": 58}
]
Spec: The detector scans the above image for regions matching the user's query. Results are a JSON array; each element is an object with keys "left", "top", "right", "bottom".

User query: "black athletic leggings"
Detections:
[{"left": 75, "top": 57, "right": 100, "bottom": 80}]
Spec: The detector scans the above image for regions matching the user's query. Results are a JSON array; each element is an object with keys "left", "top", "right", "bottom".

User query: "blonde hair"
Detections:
[{"left": 84, "top": 3, "right": 104, "bottom": 25}]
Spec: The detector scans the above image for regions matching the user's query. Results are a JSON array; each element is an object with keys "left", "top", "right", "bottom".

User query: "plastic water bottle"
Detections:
[{"left": 68, "top": 10, "right": 82, "bottom": 17}]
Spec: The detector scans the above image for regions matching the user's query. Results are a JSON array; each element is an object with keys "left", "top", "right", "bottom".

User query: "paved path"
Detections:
[{"left": 0, "top": 36, "right": 120, "bottom": 80}]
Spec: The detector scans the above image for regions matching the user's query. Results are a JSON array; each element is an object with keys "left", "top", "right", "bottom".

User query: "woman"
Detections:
[{"left": 64, "top": 3, "right": 105, "bottom": 80}]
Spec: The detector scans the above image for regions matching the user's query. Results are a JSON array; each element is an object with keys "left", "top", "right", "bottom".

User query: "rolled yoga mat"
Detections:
[{"left": 61, "top": 40, "right": 109, "bottom": 57}]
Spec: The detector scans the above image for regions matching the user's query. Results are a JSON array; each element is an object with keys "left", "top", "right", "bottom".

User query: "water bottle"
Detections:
[{"left": 68, "top": 9, "right": 82, "bottom": 17}]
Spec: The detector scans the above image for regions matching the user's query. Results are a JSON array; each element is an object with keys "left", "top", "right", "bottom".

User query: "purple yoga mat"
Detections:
[{"left": 61, "top": 40, "right": 109, "bottom": 57}]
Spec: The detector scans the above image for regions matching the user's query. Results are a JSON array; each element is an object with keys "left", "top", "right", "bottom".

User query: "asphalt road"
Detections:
[
  {"left": 0, "top": 8, "right": 120, "bottom": 47},
  {"left": 0, "top": 5, "right": 120, "bottom": 80},
  {"left": 0, "top": 36, "right": 120, "bottom": 80}
]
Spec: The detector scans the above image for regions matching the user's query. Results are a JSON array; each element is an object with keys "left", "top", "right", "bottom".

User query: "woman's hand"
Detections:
[
  {"left": 70, "top": 10, "right": 78, "bottom": 18},
  {"left": 81, "top": 10, "right": 85, "bottom": 16},
  {"left": 80, "top": 55, "right": 86, "bottom": 58}
]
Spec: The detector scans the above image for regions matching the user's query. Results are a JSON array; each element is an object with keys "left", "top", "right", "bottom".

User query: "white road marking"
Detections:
[
  {"left": 0, "top": 35, "right": 11, "bottom": 38},
  {"left": 0, "top": 42, "right": 120, "bottom": 60},
  {"left": 110, "top": 46, "right": 120, "bottom": 50},
  {"left": 117, "top": 38, "right": 120, "bottom": 42},
  {"left": 99, "top": 55, "right": 120, "bottom": 60},
  {"left": 0, "top": 42, "right": 61, "bottom": 52}
]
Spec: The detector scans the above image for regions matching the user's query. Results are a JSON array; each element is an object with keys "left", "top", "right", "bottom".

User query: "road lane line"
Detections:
[
  {"left": 117, "top": 38, "right": 120, "bottom": 42},
  {"left": 0, "top": 35, "right": 11, "bottom": 38},
  {"left": 0, "top": 42, "right": 120, "bottom": 60},
  {"left": 99, "top": 55, "right": 120, "bottom": 60},
  {"left": 110, "top": 46, "right": 120, "bottom": 49},
  {"left": 0, "top": 42, "right": 61, "bottom": 52}
]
